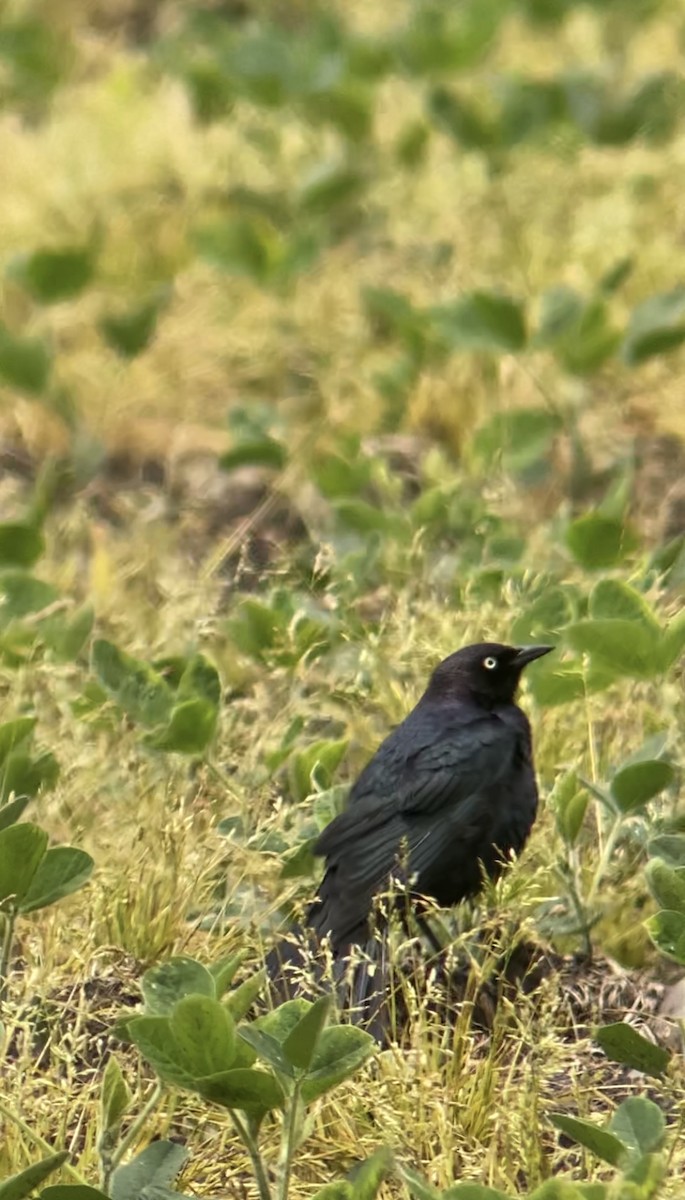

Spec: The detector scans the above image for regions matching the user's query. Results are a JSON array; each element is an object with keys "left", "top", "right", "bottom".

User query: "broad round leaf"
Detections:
[
  {"left": 0, "top": 794, "right": 31, "bottom": 832},
  {"left": 110, "top": 1141, "right": 188, "bottom": 1200},
  {"left": 0, "top": 326, "right": 52, "bottom": 394},
  {"left": 0, "top": 749, "right": 59, "bottom": 803},
  {"left": 301, "top": 1024, "right": 375, "bottom": 1103},
  {"left": 0, "top": 571, "right": 59, "bottom": 625},
  {"left": 429, "top": 291, "right": 527, "bottom": 353},
  {"left": 10, "top": 245, "right": 95, "bottom": 303},
  {"left": 100, "top": 1054, "right": 131, "bottom": 1136},
  {"left": 0, "top": 1151, "right": 70, "bottom": 1200},
  {"left": 610, "top": 760, "right": 674, "bottom": 812},
  {"left": 91, "top": 639, "right": 173, "bottom": 728},
  {"left": 127, "top": 1015, "right": 196, "bottom": 1088},
  {"left": 0, "top": 717, "right": 36, "bottom": 763},
  {"left": 548, "top": 1113, "right": 627, "bottom": 1166},
  {"left": 171, "top": 994, "right": 236, "bottom": 1077},
  {"left": 645, "top": 909, "right": 685, "bottom": 964},
  {"left": 142, "top": 698, "right": 218, "bottom": 754},
  {"left": 645, "top": 859, "right": 685, "bottom": 913},
  {"left": 0, "top": 822, "right": 48, "bottom": 907},
  {"left": 283, "top": 994, "right": 331, "bottom": 1071},
  {"left": 608, "top": 1097, "right": 666, "bottom": 1157},
  {"left": 566, "top": 514, "right": 638, "bottom": 569},
  {"left": 195, "top": 1066, "right": 285, "bottom": 1113},
  {"left": 564, "top": 619, "right": 659, "bottom": 680},
  {"left": 0, "top": 523, "right": 44, "bottom": 568},
  {"left": 142, "top": 956, "right": 216, "bottom": 1014},
  {"left": 594, "top": 1022, "right": 670, "bottom": 1078},
  {"left": 18, "top": 845, "right": 94, "bottom": 913}
]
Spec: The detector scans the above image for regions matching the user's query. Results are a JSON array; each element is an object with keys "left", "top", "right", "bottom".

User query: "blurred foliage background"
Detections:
[{"left": 1, "top": 0, "right": 685, "bottom": 1195}]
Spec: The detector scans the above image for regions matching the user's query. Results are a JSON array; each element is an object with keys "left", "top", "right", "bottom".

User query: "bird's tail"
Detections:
[{"left": 264, "top": 922, "right": 399, "bottom": 1044}]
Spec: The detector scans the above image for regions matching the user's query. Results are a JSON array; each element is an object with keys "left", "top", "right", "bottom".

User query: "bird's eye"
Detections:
[{"left": 483, "top": 656, "right": 498, "bottom": 670}]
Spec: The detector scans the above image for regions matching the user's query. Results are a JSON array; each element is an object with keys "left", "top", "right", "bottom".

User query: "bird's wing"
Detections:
[{"left": 395, "top": 715, "right": 518, "bottom": 815}]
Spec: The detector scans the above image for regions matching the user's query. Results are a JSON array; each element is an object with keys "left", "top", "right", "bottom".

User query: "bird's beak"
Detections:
[{"left": 514, "top": 644, "right": 554, "bottom": 668}]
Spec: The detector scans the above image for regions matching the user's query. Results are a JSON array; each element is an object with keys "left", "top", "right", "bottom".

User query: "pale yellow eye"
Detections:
[{"left": 483, "top": 656, "right": 498, "bottom": 670}]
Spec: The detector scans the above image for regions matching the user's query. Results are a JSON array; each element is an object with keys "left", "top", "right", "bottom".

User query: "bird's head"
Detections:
[{"left": 427, "top": 641, "right": 553, "bottom": 707}]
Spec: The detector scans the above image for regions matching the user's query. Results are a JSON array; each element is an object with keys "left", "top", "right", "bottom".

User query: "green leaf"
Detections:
[
  {"left": 566, "top": 513, "right": 638, "bottom": 569},
  {"left": 220, "top": 436, "right": 287, "bottom": 473},
  {"left": 0, "top": 523, "right": 44, "bottom": 568},
  {"left": 252, "top": 998, "right": 312, "bottom": 1042},
  {"left": 0, "top": 794, "right": 31, "bottom": 831},
  {"left": 42, "top": 604, "right": 94, "bottom": 662},
  {"left": 647, "top": 834, "right": 685, "bottom": 867},
  {"left": 301, "top": 1024, "right": 375, "bottom": 1103},
  {"left": 42, "top": 1188, "right": 110, "bottom": 1200},
  {"left": 223, "top": 972, "right": 266, "bottom": 1025},
  {"left": 564, "top": 619, "right": 659, "bottom": 680},
  {"left": 142, "top": 956, "right": 216, "bottom": 1014},
  {"left": 0, "top": 1153, "right": 69, "bottom": 1199},
  {"left": 428, "top": 87, "right": 496, "bottom": 151},
  {"left": 99, "top": 289, "right": 169, "bottom": 358},
  {"left": 297, "top": 164, "right": 366, "bottom": 216},
  {"left": 91, "top": 639, "right": 173, "bottom": 728},
  {"left": 282, "top": 994, "right": 331, "bottom": 1071},
  {"left": 429, "top": 291, "right": 527, "bottom": 353},
  {"left": 170, "top": 994, "right": 236, "bottom": 1077},
  {"left": 608, "top": 1097, "right": 666, "bottom": 1157},
  {"left": 18, "top": 846, "right": 94, "bottom": 913},
  {"left": 10, "top": 244, "right": 95, "bottom": 304},
  {"left": 347, "top": 1147, "right": 395, "bottom": 1200},
  {"left": 610, "top": 760, "right": 674, "bottom": 813},
  {"left": 645, "top": 859, "right": 685, "bottom": 912},
  {"left": 195, "top": 1066, "right": 285, "bottom": 1113},
  {"left": 127, "top": 1015, "right": 196, "bottom": 1087},
  {"left": 333, "top": 500, "right": 410, "bottom": 540},
  {"left": 238, "top": 1025, "right": 296, "bottom": 1076},
  {"left": 210, "top": 950, "right": 248, "bottom": 997},
  {"left": 645, "top": 909, "right": 685, "bottom": 964},
  {"left": 0, "top": 717, "right": 36, "bottom": 763},
  {"left": 311, "top": 1185, "right": 351, "bottom": 1200},
  {"left": 395, "top": 1164, "right": 441, "bottom": 1200},
  {"left": 100, "top": 1054, "right": 131, "bottom": 1135},
  {"left": 444, "top": 1187, "right": 511, "bottom": 1200},
  {"left": 0, "top": 325, "right": 52, "bottom": 393},
  {"left": 472, "top": 409, "right": 560, "bottom": 476},
  {"left": 0, "top": 821, "right": 48, "bottom": 908},
  {"left": 110, "top": 1141, "right": 188, "bottom": 1200},
  {"left": 622, "top": 287, "right": 685, "bottom": 366},
  {"left": 142, "top": 697, "right": 218, "bottom": 754},
  {"left": 589, "top": 580, "right": 659, "bottom": 630},
  {"left": 528, "top": 1184, "right": 594, "bottom": 1200},
  {"left": 288, "top": 738, "right": 349, "bottom": 802},
  {"left": 660, "top": 609, "right": 685, "bottom": 670},
  {"left": 551, "top": 770, "right": 588, "bottom": 844},
  {"left": 548, "top": 1113, "right": 627, "bottom": 1166},
  {"left": 594, "top": 1023, "right": 670, "bottom": 1078},
  {"left": 0, "top": 749, "right": 59, "bottom": 803},
  {"left": 620, "top": 1153, "right": 664, "bottom": 1197},
  {"left": 0, "top": 571, "right": 59, "bottom": 625},
  {"left": 194, "top": 216, "right": 273, "bottom": 283}
]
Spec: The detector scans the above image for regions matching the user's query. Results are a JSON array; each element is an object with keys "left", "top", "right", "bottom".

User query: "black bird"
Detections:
[{"left": 267, "top": 641, "right": 552, "bottom": 1003}]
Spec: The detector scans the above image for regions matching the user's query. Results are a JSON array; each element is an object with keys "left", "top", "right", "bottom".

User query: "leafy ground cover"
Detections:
[{"left": 0, "top": 0, "right": 685, "bottom": 1196}]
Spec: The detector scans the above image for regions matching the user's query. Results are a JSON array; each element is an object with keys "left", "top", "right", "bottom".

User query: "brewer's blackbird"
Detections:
[{"left": 287, "top": 641, "right": 552, "bottom": 958}]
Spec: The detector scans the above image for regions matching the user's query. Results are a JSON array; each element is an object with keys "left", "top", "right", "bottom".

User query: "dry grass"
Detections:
[{"left": 1, "top": 0, "right": 685, "bottom": 1194}]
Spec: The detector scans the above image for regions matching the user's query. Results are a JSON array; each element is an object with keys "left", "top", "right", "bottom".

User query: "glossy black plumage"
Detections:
[{"left": 305, "top": 640, "right": 552, "bottom": 954}]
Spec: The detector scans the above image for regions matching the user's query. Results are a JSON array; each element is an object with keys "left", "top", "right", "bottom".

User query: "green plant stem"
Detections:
[
  {"left": 277, "top": 1082, "right": 302, "bottom": 1200},
  {"left": 230, "top": 1110, "right": 273, "bottom": 1200},
  {"left": 0, "top": 908, "right": 16, "bottom": 1005},
  {"left": 0, "top": 1096, "right": 90, "bottom": 1185},
  {"left": 105, "top": 1081, "right": 164, "bottom": 1183},
  {"left": 587, "top": 816, "right": 622, "bottom": 907}
]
